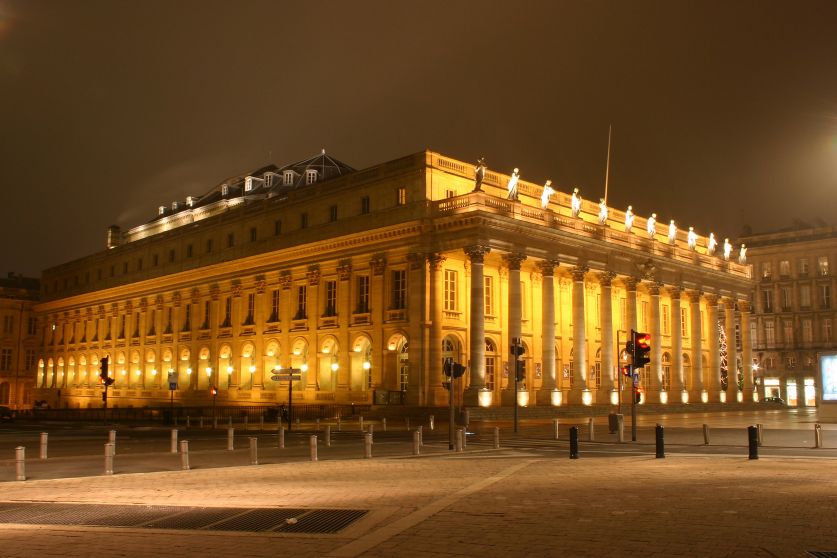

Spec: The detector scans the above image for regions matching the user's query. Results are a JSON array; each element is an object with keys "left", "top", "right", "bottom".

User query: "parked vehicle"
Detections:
[{"left": 0, "top": 406, "right": 14, "bottom": 422}]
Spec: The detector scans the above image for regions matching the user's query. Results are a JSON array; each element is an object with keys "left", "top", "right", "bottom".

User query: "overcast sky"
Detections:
[{"left": 1, "top": 0, "right": 836, "bottom": 277}]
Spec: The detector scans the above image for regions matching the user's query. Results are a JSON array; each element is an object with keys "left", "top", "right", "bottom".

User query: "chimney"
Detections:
[{"left": 107, "top": 225, "right": 122, "bottom": 249}]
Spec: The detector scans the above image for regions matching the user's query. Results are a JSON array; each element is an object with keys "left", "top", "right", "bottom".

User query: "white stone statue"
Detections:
[
  {"left": 687, "top": 227, "right": 697, "bottom": 250},
  {"left": 646, "top": 213, "right": 657, "bottom": 238},
  {"left": 723, "top": 237, "right": 732, "bottom": 260},
  {"left": 738, "top": 243, "right": 747, "bottom": 264},
  {"left": 707, "top": 232, "right": 717, "bottom": 255},
  {"left": 598, "top": 198, "right": 608, "bottom": 224},
  {"left": 668, "top": 220, "right": 677, "bottom": 244},
  {"left": 624, "top": 205, "right": 634, "bottom": 232},
  {"left": 474, "top": 157, "right": 486, "bottom": 192},
  {"left": 507, "top": 168, "right": 520, "bottom": 200},
  {"left": 571, "top": 187, "right": 581, "bottom": 217},
  {"left": 540, "top": 180, "right": 554, "bottom": 209}
]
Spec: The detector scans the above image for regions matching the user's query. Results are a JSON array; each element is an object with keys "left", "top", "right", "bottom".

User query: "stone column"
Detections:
[
  {"left": 706, "top": 294, "right": 722, "bottom": 402},
  {"left": 599, "top": 271, "right": 616, "bottom": 404},
  {"left": 689, "top": 291, "right": 704, "bottom": 401},
  {"left": 626, "top": 278, "right": 639, "bottom": 333},
  {"left": 724, "top": 298, "right": 739, "bottom": 403},
  {"left": 305, "top": 269, "right": 320, "bottom": 392},
  {"left": 740, "top": 300, "right": 754, "bottom": 401},
  {"left": 428, "top": 254, "right": 446, "bottom": 406},
  {"left": 253, "top": 279, "right": 266, "bottom": 388},
  {"left": 670, "top": 287, "right": 685, "bottom": 402},
  {"left": 503, "top": 253, "right": 527, "bottom": 405},
  {"left": 648, "top": 282, "right": 664, "bottom": 403},
  {"left": 570, "top": 265, "right": 588, "bottom": 403},
  {"left": 537, "top": 260, "right": 559, "bottom": 405},
  {"left": 337, "top": 263, "right": 352, "bottom": 390},
  {"left": 464, "top": 245, "right": 490, "bottom": 405}
]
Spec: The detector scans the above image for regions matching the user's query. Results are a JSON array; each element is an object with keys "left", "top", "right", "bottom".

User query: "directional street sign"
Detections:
[
  {"left": 169, "top": 382, "right": 177, "bottom": 391},
  {"left": 167, "top": 372, "right": 177, "bottom": 384},
  {"left": 271, "top": 368, "right": 302, "bottom": 382}
]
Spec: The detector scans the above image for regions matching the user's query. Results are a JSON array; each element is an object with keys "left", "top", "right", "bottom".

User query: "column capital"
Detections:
[
  {"left": 570, "top": 265, "right": 588, "bottom": 282},
  {"left": 598, "top": 271, "right": 616, "bottom": 287},
  {"left": 464, "top": 244, "right": 491, "bottom": 263},
  {"left": 370, "top": 256, "right": 387, "bottom": 276},
  {"left": 647, "top": 281, "right": 663, "bottom": 296},
  {"left": 255, "top": 277, "right": 267, "bottom": 294},
  {"left": 537, "top": 259, "right": 560, "bottom": 276},
  {"left": 739, "top": 300, "right": 752, "bottom": 313},
  {"left": 306, "top": 268, "right": 321, "bottom": 286},
  {"left": 668, "top": 285, "right": 684, "bottom": 299},
  {"left": 705, "top": 293, "right": 720, "bottom": 306},
  {"left": 723, "top": 297, "right": 736, "bottom": 310},
  {"left": 406, "top": 252, "right": 424, "bottom": 270},
  {"left": 688, "top": 289, "right": 703, "bottom": 303},
  {"left": 428, "top": 253, "right": 446, "bottom": 271},
  {"left": 503, "top": 252, "right": 527, "bottom": 271},
  {"left": 337, "top": 262, "right": 352, "bottom": 281},
  {"left": 625, "top": 276, "right": 642, "bottom": 291},
  {"left": 278, "top": 273, "right": 292, "bottom": 290}
]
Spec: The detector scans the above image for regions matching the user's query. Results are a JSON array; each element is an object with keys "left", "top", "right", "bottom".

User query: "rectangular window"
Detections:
[
  {"left": 250, "top": 227, "right": 257, "bottom": 242},
  {"left": 300, "top": 213, "right": 308, "bottom": 229},
  {"left": 397, "top": 187, "right": 407, "bottom": 206},
  {"left": 182, "top": 305, "right": 191, "bottom": 331},
  {"left": 25, "top": 349, "right": 36, "bottom": 370},
  {"left": 227, "top": 233, "right": 235, "bottom": 248},
  {"left": 818, "top": 256, "right": 830, "bottom": 276},
  {"left": 357, "top": 276, "right": 370, "bottom": 313},
  {"left": 206, "top": 238, "right": 213, "bottom": 253},
  {"left": 244, "top": 293, "right": 255, "bottom": 325},
  {"left": 824, "top": 319, "right": 833, "bottom": 342},
  {"left": 152, "top": 254, "right": 159, "bottom": 267},
  {"left": 186, "top": 244, "right": 193, "bottom": 258},
  {"left": 484, "top": 276, "right": 494, "bottom": 315},
  {"left": 445, "top": 189, "right": 455, "bottom": 198},
  {"left": 274, "top": 219, "right": 282, "bottom": 236},
  {"left": 201, "top": 301, "right": 210, "bottom": 330},
  {"left": 324, "top": 281, "right": 337, "bottom": 316},
  {"left": 800, "top": 285, "right": 811, "bottom": 308},
  {"left": 765, "top": 321, "right": 775, "bottom": 345},
  {"left": 361, "top": 196, "right": 370, "bottom": 214},
  {"left": 27, "top": 317, "right": 37, "bottom": 336},
  {"left": 306, "top": 169, "right": 318, "bottom": 184},
  {"left": 391, "top": 270, "right": 406, "bottom": 310},
  {"left": 662, "top": 304, "right": 670, "bottom": 335},
  {"left": 3, "top": 315, "right": 13, "bottom": 334},
  {"left": 681, "top": 307, "right": 688, "bottom": 337},
  {"left": 781, "top": 287, "right": 792, "bottom": 311},
  {"left": 783, "top": 320, "right": 793, "bottom": 343},
  {"left": 444, "top": 270, "right": 458, "bottom": 311},
  {"left": 0, "top": 348, "right": 11, "bottom": 371},
  {"left": 169, "top": 249, "right": 175, "bottom": 263},
  {"left": 802, "top": 319, "right": 813, "bottom": 343},
  {"left": 329, "top": 205, "right": 338, "bottom": 222},
  {"left": 221, "top": 297, "right": 231, "bottom": 328},
  {"left": 296, "top": 285, "right": 307, "bottom": 319},
  {"left": 620, "top": 298, "right": 627, "bottom": 330},
  {"left": 762, "top": 290, "right": 773, "bottom": 313},
  {"left": 799, "top": 258, "right": 809, "bottom": 276},
  {"left": 761, "top": 262, "right": 772, "bottom": 279},
  {"left": 269, "top": 289, "right": 280, "bottom": 322},
  {"left": 821, "top": 285, "right": 832, "bottom": 309},
  {"left": 779, "top": 260, "right": 790, "bottom": 277}
]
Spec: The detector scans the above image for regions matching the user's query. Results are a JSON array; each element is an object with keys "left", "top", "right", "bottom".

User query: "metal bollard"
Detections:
[
  {"left": 249, "top": 437, "right": 258, "bottom": 465},
  {"left": 15, "top": 447, "right": 25, "bottom": 481},
  {"left": 458, "top": 428, "right": 465, "bottom": 453},
  {"left": 748, "top": 425, "right": 759, "bottom": 459},
  {"left": 310, "top": 435, "right": 318, "bottom": 461},
  {"left": 655, "top": 424, "right": 665, "bottom": 458},
  {"left": 227, "top": 428, "right": 235, "bottom": 451},
  {"left": 493, "top": 426, "right": 500, "bottom": 449},
  {"left": 757, "top": 423, "right": 763, "bottom": 446},
  {"left": 104, "top": 442, "right": 114, "bottom": 475},
  {"left": 277, "top": 415, "right": 282, "bottom": 431},
  {"left": 418, "top": 425, "right": 423, "bottom": 447},
  {"left": 324, "top": 425, "right": 331, "bottom": 447},
  {"left": 180, "top": 440, "right": 190, "bottom": 470},
  {"left": 588, "top": 418, "right": 595, "bottom": 441},
  {"left": 364, "top": 433, "right": 373, "bottom": 459},
  {"left": 429, "top": 415, "right": 435, "bottom": 431},
  {"left": 382, "top": 418, "right": 387, "bottom": 432},
  {"left": 464, "top": 409, "right": 470, "bottom": 427},
  {"left": 170, "top": 429, "right": 178, "bottom": 453},
  {"left": 186, "top": 416, "right": 191, "bottom": 429},
  {"left": 454, "top": 428, "right": 463, "bottom": 452},
  {"left": 412, "top": 429, "right": 421, "bottom": 455},
  {"left": 278, "top": 427, "right": 285, "bottom": 449},
  {"left": 228, "top": 416, "right": 232, "bottom": 428},
  {"left": 569, "top": 426, "right": 579, "bottom": 459},
  {"left": 108, "top": 430, "right": 117, "bottom": 455},
  {"left": 337, "top": 417, "right": 342, "bottom": 432},
  {"left": 199, "top": 417, "right": 204, "bottom": 429},
  {"left": 260, "top": 416, "right": 264, "bottom": 431},
  {"left": 316, "top": 418, "right": 320, "bottom": 431},
  {"left": 617, "top": 414, "right": 625, "bottom": 443},
  {"left": 815, "top": 423, "right": 823, "bottom": 448},
  {"left": 553, "top": 419, "right": 560, "bottom": 440},
  {"left": 368, "top": 424, "right": 374, "bottom": 436},
  {"left": 460, "top": 425, "right": 466, "bottom": 448},
  {"left": 359, "top": 416, "right": 364, "bottom": 431},
  {"left": 40, "top": 432, "right": 48, "bottom": 460},
  {"left": 703, "top": 423, "right": 710, "bottom": 445}
]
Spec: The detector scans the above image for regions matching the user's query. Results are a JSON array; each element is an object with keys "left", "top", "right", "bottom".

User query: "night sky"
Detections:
[{"left": 2, "top": 1, "right": 836, "bottom": 277}]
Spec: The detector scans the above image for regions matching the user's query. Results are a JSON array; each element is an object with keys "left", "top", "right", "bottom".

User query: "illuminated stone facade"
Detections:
[
  {"left": 0, "top": 274, "right": 40, "bottom": 410},
  {"left": 35, "top": 151, "right": 753, "bottom": 409},
  {"left": 740, "top": 225, "right": 836, "bottom": 406}
]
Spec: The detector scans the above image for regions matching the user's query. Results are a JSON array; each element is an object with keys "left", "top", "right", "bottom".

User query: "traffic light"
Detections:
[
  {"left": 210, "top": 385, "right": 218, "bottom": 397},
  {"left": 443, "top": 360, "right": 452, "bottom": 377},
  {"left": 443, "top": 361, "right": 466, "bottom": 378},
  {"left": 510, "top": 337, "right": 525, "bottom": 357},
  {"left": 515, "top": 368, "right": 525, "bottom": 382},
  {"left": 632, "top": 330, "right": 651, "bottom": 368},
  {"left": 100, "top": 356, "right": 109, "bottom": 381},
  {"left": 634, "top": 387, "right": 642, "bottom": 404},
  {"left": 621, "top": 365, "right": 632, "bottom": 377}
]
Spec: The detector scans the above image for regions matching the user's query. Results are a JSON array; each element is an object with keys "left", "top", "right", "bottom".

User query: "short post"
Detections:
[
  {"left": 39, "top": 432, "right": 48, "bottom": 460},
  {"left": 316, "top": 418, "right": 320, "bottom": 431},
  {"left": 213, "top": 416, "right": 218, "bottom": 430},
  {"left": 260, "top": 416, "right": 264, "bottom": 432},
  {"left": 249, "top": 437, "right": 258, "bottom": 465},
  {"left": 325, "top": 425, "right": 332, "bottom": 447},
  {"left": 359, "top": 416, "right": 364, "bottom": 431},
  {"left": 429, "top": 415, "right": 435, "bottom": 431},
  {"left": 199, "top": 417, "right": 204, "bottom": 429},
  {"left": 418, "top": 425, "right": 424, "bottom": 447},
  {"left": 553, "top": 419, "right": 560, "bottom": 440},
  {"left": 364, "top": 432, "right": 373, "bottom": 459},
  {"left": 587, "top": 418, "right": 595, "bottom": 441},
  {"left": 186, "top": 416, "right": 191, "bottom": 429},
  {"left": 310, "top": 435, "right": 318, "bottom": 461},
  {"left": 454, "top": 428, "right": 463, "bottom": 452},
  {"left": 228, "top": 416, "right": 232, "bottom": 428},
  {"left": 458, "top": 428, "right": 465, "bottom": 452},
  {"left": 368, "top": 424, "right": 374, "bottom": 436},
  {"left": 227, "top": 427, "right": 234, "bottom": 451},
  {"left": 278, "top": 427, "right": 285, "bottom": 449},
  {"left": 382, "top": 418, "right": 387, "bottom": 432},
  {"left": 179, "top": 440, "right": 190, "bottom": 470},
  {"left": 756, "top": 423, "right": 764, "bottom": 446},
  {"left": 703, "top": 423, "right": 710, "bottom": 445},
  {"left": 412, "top": 429, "right": 421, "bottom": 455},
  {"left": 463, "top": 409, "right": 470, "bottom": 428},
  {"left": 493, "top": 426, "right": 500, "bottom": 449},
  {"left": 337, "top": 417, "right": 342, "bottom": 432},
  {"left": 814, "top": 423, "right": 823, "bottom": 449},
  {"left": 569, "top": 426, "right": 579, "bottom": 459},
  {"left": 15, "top": 447, "right": 25, "bottom": 481},
  {"left": 655, "top": 424, "right": 665, "bottom": 458},
  {"left": 104, "top": 442, "right": 114, "bottom": 475},
  {"left": 277, "top": 415, "right": 282, "bottom": 432},
  {"left": 108, "top": 429, "right": 117, "bottom": 454},
  {"left": 170, "top": 429, "right": 178, "bottom": 453},
  {"left": 617, "top": 414, "right": 625, "bottom": 443},
  {"left": 748, "top": 425, "right": 759, "bottom": 459}
]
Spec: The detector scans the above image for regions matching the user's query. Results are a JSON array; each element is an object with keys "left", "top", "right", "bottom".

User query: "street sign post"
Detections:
[{"left": 272, "top": 368, "right": 302, "bottom": 430}]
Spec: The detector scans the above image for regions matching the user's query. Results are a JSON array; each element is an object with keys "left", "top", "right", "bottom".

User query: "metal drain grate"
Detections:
[
  {"left": 0, "top": 502, "right": 366, "bottom": 534},
  {"left": 808, "top": 553, "right": 837, "bottom": 558}
]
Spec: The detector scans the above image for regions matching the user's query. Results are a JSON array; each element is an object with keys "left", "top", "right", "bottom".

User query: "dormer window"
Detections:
[
  {"left": 186, "top": 196, "right": 196, "bottom": 207},
  {"left": 158, "top": 206, "right": 166, "bottom": 216},
  {"left": 221, "top": 184, "right": 229, "bottom": 197},
  {"left": 283, "top": 170, "right": 295, "bottom": 186},
  {"left": 264, "top": 172, "right": 276, "bottom": 188},
  {"left": 171, "top": 201, "right": 179, "bottom": 211},
  {"left": 245, "top": 177, "right": 254, "bottom": 192},
  {"left": 306, "top": 169, "right": 318, "bottom": 185}
]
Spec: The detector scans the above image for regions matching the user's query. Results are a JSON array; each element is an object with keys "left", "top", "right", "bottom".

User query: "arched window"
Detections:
[
  {"left": 485, "top": 339, "right": 497, "bottom": 391},
  {"left": 682, "top": 353, "right": 691, "bottom": 390},
  {"left": 662, "top": 352, "right": 671, "bottom": 391}
]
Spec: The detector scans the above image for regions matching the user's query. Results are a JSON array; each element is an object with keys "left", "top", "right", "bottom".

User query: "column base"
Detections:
[
  {"left": 536, "top": 389, "right": 562, "bottom": 406},
  {"left": 463, "top": 387, "right": 493, "bottom": 407},
  {"left": 429, "top": 386, "right": 451, "bottom": 407},
  {"left": 566, "top": 388, "right": 592, "bottom": 405},
  {"left": 597, "top": 388, "right": 617, "bottom": 406}
]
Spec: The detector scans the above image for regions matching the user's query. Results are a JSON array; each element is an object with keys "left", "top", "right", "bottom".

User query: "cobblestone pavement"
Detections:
[{"left": 0, "top": 447, "right": 835, "bottom": 558}]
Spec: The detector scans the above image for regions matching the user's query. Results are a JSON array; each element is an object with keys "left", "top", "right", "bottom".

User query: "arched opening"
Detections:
[
  {"left": 350, "top": 334, "right": 372, "bottom": 391},
  {"left": 384, "top": 333, "right": 409, "bottom": 394},
  {"left": 592, "top": 347, "right": 602, "bottom": 390},
  {"left": 130, "top": 350, "right": 141, "bottom": 388},
  {"left": 485, "top": 338, "right": 498, "bottom": 392},
  {"left": 67, "top": 356, "right": 76, "bottom": 388},
  {"left": 218, "top": 345, "right": 232, "bottom": 388},
  {"left": 56, "top": 357, "right": 65, "bottom": 389},
  {"left": 145, "top": 350, "right": 158, "bottom": 388},
  {"left": 318, "top": 336, "right": 339, "bottom": 391},
  {"left": 198, "top": 346, "right": 211, "bottom": 390},
  {"left": 240, "top": 343, "right": 255, "bottom": 389},
  {"left": 264, "top": 340, "right": 281, "bottom": 390},
  {"left": 290, "top": 337, "right": 309, "bottom": 390},
  {"left": 178, "top": 347, "right": 191, "bottom": 389}
]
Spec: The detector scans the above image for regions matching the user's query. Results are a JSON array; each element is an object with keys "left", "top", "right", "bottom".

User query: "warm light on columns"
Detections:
[
  {"left": 681, "top": 390, "right": 689, "bottom": 404},
  {"left": 551, "top": 390, "right": 562, "bottom": 406},
  {"left": 331, "top": 362, "right": 339, "bottom": 372},
  {"left": 478, "top": 389, "right": 492, "bottom": 407},
  {"left": 610, "top": 390, "right": 618, "bottom": 406},
  {"left": 300, "top": 363, "right": 309, "bottom": 372},
  {"left": 720, "top": 391, "right": 727, "bottom": 403},
  {"left": 581, "top": 390, "right": 593, "bottom": 406},
  {"left": 517, "top": 390, "right": 529, "bottom": 407},
  {"left": 701, "top": 390, "right": 709, "bottom": 403},
  {"left": 660, "top": 391, "right": 668, "bottom": 404},
  {"left": 362, "top": 361, "right": 371, "bottom": 370}
]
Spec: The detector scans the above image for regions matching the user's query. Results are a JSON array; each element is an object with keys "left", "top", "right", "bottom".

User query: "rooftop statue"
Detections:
[
  {"left": 507, "top": 168, "right": 520, "bottom": 201},
  {"left": 646, "top": 213, "right": 657, "bottom": 238},
  {"left": 624, "top": 205, "right": 634, "bottom": 232},
  {"left": 571, "top": 188, "right": 581, "bottom": 217},
  {"left": 541, "top": 180, "right": 555, "bottom": 209},
  {"left": 473, "top": 157, "right": 486, "bottom": 192}
]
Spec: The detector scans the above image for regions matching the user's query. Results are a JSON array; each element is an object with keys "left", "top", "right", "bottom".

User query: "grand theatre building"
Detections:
[{"left": 35, "top": 151, "right": 755, "bottom": 409}]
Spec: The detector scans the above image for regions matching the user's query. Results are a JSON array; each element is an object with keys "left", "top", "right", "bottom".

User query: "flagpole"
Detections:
[{"left": 604, "top": 124, "right": 612, "bottom": 204}]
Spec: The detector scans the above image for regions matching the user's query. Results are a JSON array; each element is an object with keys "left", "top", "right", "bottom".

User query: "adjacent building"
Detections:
[
  {"left": 34, "top": 151, "right": 754, "bottom": 409},
  {"left": 0, "top": 273, "right": 40, "bottom": 410},
  {"left": 740, "top": 224, "right": 836, "bottom": 406}
]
